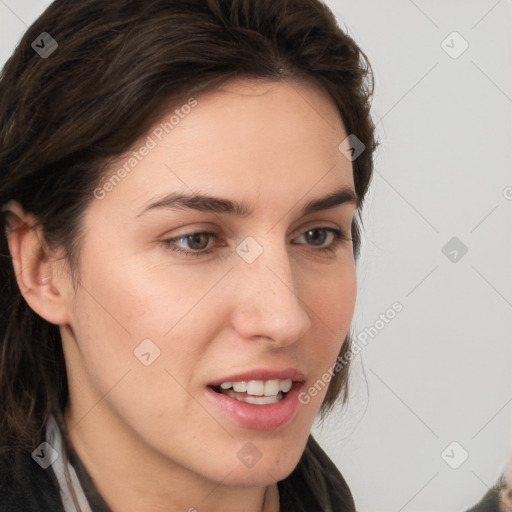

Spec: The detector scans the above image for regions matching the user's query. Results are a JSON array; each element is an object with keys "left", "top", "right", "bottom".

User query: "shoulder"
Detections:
[
  {"left": 278, "top": 434, "right": 356, "bottom": 512},
  {"left": 0, "top": 448, "right": 65, "bottom": 512}
]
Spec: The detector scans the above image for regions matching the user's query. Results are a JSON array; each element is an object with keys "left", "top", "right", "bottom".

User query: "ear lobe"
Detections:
[{"left": 4, "top": 201, "right": 71, "bottom": 325}]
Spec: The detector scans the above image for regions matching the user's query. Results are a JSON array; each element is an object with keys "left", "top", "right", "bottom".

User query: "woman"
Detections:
[{"left": 0, "top": 0, "right": 377, "bottom": 510}]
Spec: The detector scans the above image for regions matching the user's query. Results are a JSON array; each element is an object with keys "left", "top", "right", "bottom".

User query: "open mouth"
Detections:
[
  {"left": 205, "top": 378, "right": 304, "bottom": 430},
  {"left": 208, "top": 379, "right": 295, "bottom": 405}
]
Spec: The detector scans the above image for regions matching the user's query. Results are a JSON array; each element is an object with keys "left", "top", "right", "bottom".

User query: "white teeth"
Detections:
[
  {"left": 280, "top": 380, "right": 292, "bottom": 393},
  {"left": 247, "top": 380, "right": 265, "bottom": 396},
  {"left": 218, "top": 379, "right": 293, "bottom": 396},
  {"left": 232, "top": 381, "right": 247, "bottom": 392},
  {"left": 222, "top": 389, "right": 283, "bottom": 404},
  {"left": 264, "top": 380, "right": 280, "bottom": 396},
  {"left": 240, "top": 393, "right": 281, "bottom": 405}
]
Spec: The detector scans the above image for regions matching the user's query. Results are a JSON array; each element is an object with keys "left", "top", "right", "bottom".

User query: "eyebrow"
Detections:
[{"left": 136, "top": 186, "right": 358, "bottom": 218}]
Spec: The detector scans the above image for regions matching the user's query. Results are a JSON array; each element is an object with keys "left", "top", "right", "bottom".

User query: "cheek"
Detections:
[
  {"left": 299, "top": 263, "right": 356, "bottom": 404},
  {"left": 73, "top": 247, "right": 212, "bottom": 339},
  {"left": 68, "top": 246, "right": 229, "bottom": 398},
  {"left": 67, "top": 255, "right": 222, "bottom": 438},
  {"left": 66, "top": 254, "right": 167, "bottom": 397},
  {"left": 306, "top": 260, "right": 356, "bottom": 342}
]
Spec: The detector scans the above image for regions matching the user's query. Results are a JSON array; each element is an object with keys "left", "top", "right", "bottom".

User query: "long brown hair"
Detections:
[{"left": 0, "top": 0, "right": 376, "bottom": 466}]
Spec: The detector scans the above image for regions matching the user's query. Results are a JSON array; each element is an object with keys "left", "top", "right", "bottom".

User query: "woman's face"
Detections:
[{"left": 61, "top": 77, "right": 357, "bottom": 488}]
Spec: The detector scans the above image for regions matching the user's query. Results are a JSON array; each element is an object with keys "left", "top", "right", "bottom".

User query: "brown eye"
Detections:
[
  {"left": 293, "top": 227, "right": 350, "bottom": 254},
  {"left": 303, "top": 228, "right": 329, "bottom": 246},
  {"left": 161, "top": 231, "right": 218, "bottom": 257},
  {"left": 183, "top": 232, "right": 211, "bottom": 250}
]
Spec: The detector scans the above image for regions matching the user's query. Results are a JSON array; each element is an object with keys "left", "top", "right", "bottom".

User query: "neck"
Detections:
[{"left": 64, "top": 401, "right": 279, "bottom": 512}]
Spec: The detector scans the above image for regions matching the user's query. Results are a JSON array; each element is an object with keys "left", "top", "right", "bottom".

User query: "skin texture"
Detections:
[{"left": 6, "top": 77, "right": 357, "bottom": 512}]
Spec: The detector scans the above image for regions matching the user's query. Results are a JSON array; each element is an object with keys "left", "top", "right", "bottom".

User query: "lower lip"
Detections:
[{"left": 204, "top": 382, "right": 304, "bottom": 430}]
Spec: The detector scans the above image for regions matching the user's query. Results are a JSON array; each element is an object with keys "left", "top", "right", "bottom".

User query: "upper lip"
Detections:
[{"left": 208, "top": 368, "right": 306, "bottom": 387}]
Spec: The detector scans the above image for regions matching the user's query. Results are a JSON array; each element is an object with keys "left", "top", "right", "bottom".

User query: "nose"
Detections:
[{"left": 229, "top": 237, "right": 312, "bottom": 347}]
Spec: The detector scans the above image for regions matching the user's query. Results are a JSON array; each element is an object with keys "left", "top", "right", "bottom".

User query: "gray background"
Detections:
[{"left": 1, "top": 1, "right": 511, "bottom": 511}]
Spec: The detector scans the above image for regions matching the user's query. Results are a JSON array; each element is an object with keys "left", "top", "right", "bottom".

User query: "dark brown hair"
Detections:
[{"left": 0, "top": 0, "right": 376, "bottom": 466}]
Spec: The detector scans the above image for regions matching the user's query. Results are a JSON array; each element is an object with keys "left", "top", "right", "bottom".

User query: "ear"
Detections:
[{"left": 3, "top": 200, "right": 72, "bottom": 325}]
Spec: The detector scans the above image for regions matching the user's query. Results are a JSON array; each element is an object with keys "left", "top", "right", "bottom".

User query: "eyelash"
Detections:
[{"left": 161, "top": 227, "right": 351, "bottom": 258}]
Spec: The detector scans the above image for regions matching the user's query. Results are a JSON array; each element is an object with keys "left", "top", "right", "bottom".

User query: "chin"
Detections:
[
  {"left": 212, "top": 448, "right": 302, "bottom": 487},
  {"left": 219, "top": 468, "right": 289, "bottom": 488}
]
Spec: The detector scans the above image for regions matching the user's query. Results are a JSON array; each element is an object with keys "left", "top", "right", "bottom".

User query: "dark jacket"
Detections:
[
  {"left": 0, "top": 411, "right": 356, "bottom": 512},
  {"left": 464, "top": 474, "right": 507, "bottom": 512}
]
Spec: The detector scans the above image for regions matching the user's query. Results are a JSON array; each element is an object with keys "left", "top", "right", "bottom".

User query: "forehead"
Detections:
[
  {"left": 189, "top": 76, "right": 345, "bottom": 142},
  {"left": 90, "top": 77, "right": 354, "bottom": 221}
]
